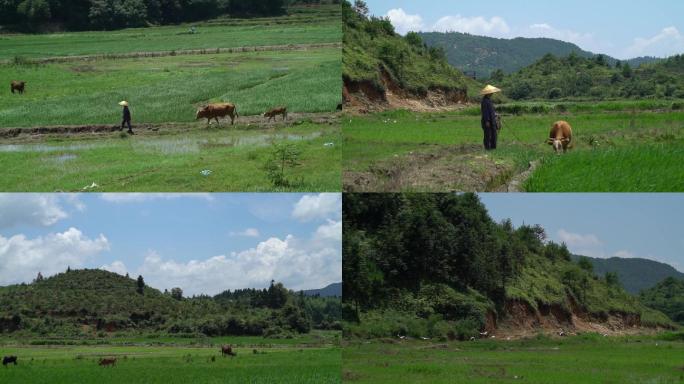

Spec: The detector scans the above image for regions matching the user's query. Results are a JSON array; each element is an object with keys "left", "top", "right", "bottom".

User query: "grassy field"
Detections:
[
  {"left": 343, "top": 101, "right": 684, "bottom": 192},
  {"left": 0, "top": 333, "right": 341, "bottom": 384},
  {"left": 342, "top": 333, "right": 684, "bottom": 383}
]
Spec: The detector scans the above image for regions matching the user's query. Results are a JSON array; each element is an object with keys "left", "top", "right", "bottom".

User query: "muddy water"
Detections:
[{"left": 0, "top": 132, "right": 323, "bottom": 154}]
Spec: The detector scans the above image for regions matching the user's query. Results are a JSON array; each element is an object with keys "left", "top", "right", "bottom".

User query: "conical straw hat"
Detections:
[
  {"left": 480, "top": 85, "right": 501, "bottom": 95},
  {"left": 118, "top": 101, "right": 129, "bottom": 106}
]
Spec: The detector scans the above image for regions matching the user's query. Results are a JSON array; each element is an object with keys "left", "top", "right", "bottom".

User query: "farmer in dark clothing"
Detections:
[
  {"left": 480, "top": 85, "right": 501, "bottom": 150},
  {"left": 119, "top": 100, "right": 134, "bottom": 134}
]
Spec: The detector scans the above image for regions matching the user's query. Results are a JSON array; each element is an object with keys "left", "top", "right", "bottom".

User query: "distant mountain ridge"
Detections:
[
  {"left": 302, "top": 282, "right": 341, "bottom": 297},
  {"left": 418, "top": 31, "right": 660, "bottom": 78},
  {"left": 572, "top": 255, "right": 684, "bottom": 294}
]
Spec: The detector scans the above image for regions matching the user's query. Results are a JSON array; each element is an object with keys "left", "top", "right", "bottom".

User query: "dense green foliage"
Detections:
[
  {"left": 0, "top": 269, "right": 341, "bottom": 337},
  {"left": 497, "top": 53, "right": 684, "bottom": 100},
  {"left": 418, "top": 31, "right": 658, "bottom": 78},
  {"left": 571, "top": 255, "right": 684, "bottom": 294},
  {"left": 342, "top": 0, "right": 469, "bottom": 96},
  {"left": 640, "top": 277, "right": 684, "bottom": 325},
  {"left": 0, "top": 0, "right": 338, "bottom": 31},
  {"left": 343, "top": 334, "right": 684, "bottom": 383},
  {"left": 343, "top": 194, "right": 674, "bottom": 339}
]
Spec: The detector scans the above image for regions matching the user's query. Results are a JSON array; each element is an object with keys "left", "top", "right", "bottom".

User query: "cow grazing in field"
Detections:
[
  {"left": 264, "top": 106, "right": 287, "bottom": 122},
  {"left": 221, "top": 345, "right": 236, "bottom": 357},
  {"left": 98, "top": 358, "right": 117, "bottom": 367},
  {"left": 10, "top": 81, "right": 25, "bottom": 94},
  {"left": 2, "top": 356, "right": 17, "bottom": 366},
  {"left": 336, "top": 103, "right": 343, "bottom": 111},
  {"left": 547, "top": 120, "right": 573, "bottom": 153},
  {"left": 196, "top": 103, "right": 238, "bottom": 125}
]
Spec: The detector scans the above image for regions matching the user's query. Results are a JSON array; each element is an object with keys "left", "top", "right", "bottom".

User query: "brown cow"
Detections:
[
  {"left": 98, "top": 358, "right": 117, "bottom": 367},
  {"left": 264, "top": 106, "right": 287, "bottom": 122},
  {"left": 10, "top": 81, "right": 25, "bottom": 94},
  {"left": 220, "top": 345, "right": 236, "bottom": 357},
  {"left": 547, "top": 120, "right": 573, "bottom": 153},
  {"left": 196, "top": 103, "right": 238, "bottom": 125}
]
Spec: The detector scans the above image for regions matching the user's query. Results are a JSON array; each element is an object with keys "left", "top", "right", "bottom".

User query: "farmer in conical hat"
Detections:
[
  {"left": 118, "top": 101, "right": 134, "bottom": 135},
  {"left": 480, "top": 85, "right": 501, "bottom": 150}
]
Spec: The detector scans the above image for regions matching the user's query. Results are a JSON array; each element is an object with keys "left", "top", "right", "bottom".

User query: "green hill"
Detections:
[
  {"left": 343, "top": 193, "right": 674, "bottom": 340},
  {"left": 418, "top": 31, "right": 659, "bottom": 78},
  {"left": 342, "top": 1, "right": 474, "bottom": 108},
  {"left": 572, "top": 255, "right": 684, "bottom": 294},
  {"left": 496, "top": 53, "right": 684, "bottom": 100},
  {"left": 640, "top": 277, "right": 684, "bottom": 325},
  {"left": 0, "top": 269, "right": 340, "bottom": 337}
]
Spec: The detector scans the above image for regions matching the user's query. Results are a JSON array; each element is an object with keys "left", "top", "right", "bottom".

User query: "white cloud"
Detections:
[
  {"left": 0, "top": 194, "right": 68, "bottom": 229},
  {"left": 626, "top": 26, "right": 684, "bottom": 58},
  {"left": 229, "top": 228, "right": 260, "bottom": 237},
  {"left": 612, "top": 250, "right": 635, "bottom": 259},
  {"left": 314, "top": 220, "right": 342, "bottom": 242},
  {"left": 101, "top": 260, "right": 128, "bottom": 276},
  {"left": 386, "top": 8, "right": 424, "bottom": 35},
  {"left": 99, "top": 193, "right": 214, "bottom": 203},
  {"left": 432, "top": 15, "right": 510, "bottom": 36},
  {"left": 0, "top": 228, "right": 110, "bottom": 285},
  {"left": 519, "top": 23, "right": 606, "bottom": 54},
  {"left": 292, "top": 193, "right": 341, "bottom": 222},
  {"left": 557, "top": 229, "right": 602, "bottom": 248}
]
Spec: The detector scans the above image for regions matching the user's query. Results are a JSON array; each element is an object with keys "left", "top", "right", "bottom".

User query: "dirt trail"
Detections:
[
  {"left": 0, "top": 112, "right": 339, "bottom": 142},
  {"left": 3, "top": 42, "right": 342, "bottom": 64}
]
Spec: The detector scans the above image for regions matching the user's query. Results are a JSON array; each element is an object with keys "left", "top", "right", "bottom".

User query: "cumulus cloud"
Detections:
[
  {"left": 314, "top": 220, "right": 342, "bottom": 242},
  {"left": 101, "top": 260, "right": 128, "bottom": 276},
  {"left": 386, "top": 8, "right": 424, "bottom": 35},
  {"left": 432, "top": 14, "right": 510, "bottom": 36},
  {"left": 292, "top": 193, "right": 341, "bottom": 222},
  {"left": 99, "top": 193, "right": 214, "bottom": 203},
  {"left": 0, "top": 194, "right": 68, "bottom": 229},
  {"left": 625, "top": 26, "right": 684, "bottom": 58},
  {"left": 557, "top": 229, "right": 602, "bottom": 248},
  {"left": 612, "top": 250, "right": 635, "bottom": 258},
  {"left": 0, "top": 228, "right": 110, "bottom": 285},
  {"left": 229, "top": 228, "right": 260, "bottom": 237}
]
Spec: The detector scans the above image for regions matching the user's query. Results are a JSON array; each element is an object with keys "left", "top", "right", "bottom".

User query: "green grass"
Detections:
[
  {"left": 342, "top": 335, "right": 684, "bottom": 383},
  {"left": 0, "top": 123, "right": 340, "bottom": 192},
  {"left": 0, "top": 334, "right": 341, "bottom": 384},
  {"left": 343, "top": 104, "right": 684, "bottom": 192},
  {"left": 0, "top": 48, "right": 341, "bottom": 126},
  {"left": 0, "top": 9, "right": 340, "bottom": 60}
]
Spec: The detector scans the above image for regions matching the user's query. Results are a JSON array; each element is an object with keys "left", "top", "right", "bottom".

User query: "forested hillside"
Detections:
[
  {"left": 640, "top": 278, "right": 684, "bottom": 325},
  {"left": 418, "top": 31, "right": 658, "bottom": 77},
  {"left": 496, "top": 53, "right": 684, "bottom": 100},
  {"left": 572, "top": 255, "right": 684, "bottom": 294},
  {"left": 343, "top": 194, "right": 674, "bottom": 339},
  {"left": 0, "top": 269, "right": 341, "bottom": 337}
]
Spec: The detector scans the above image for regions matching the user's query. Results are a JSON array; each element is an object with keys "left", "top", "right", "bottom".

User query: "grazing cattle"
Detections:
[
  {"left": 98, "top": 358, "right": 117, "bottom": 367},
  {"left": 10, "top": 81, "right": 25, "bottom": 94},
  {"left": 336, "top": 103, "right": 343, "bottom": 111},
  {"left": 264, "top": 106, "right": 287, "bottom": 122},
  {"left": 196, "top": 103, "right": 238, "bottom": 125},
  {"left": 221, "top": 345, "right": 236, "bottom": 357},
  {"left": 2, "top": 356, "right": 18, "bottom": 366},
  {"left": 547, "top": 120, "right": 573, "bottom": 153}
]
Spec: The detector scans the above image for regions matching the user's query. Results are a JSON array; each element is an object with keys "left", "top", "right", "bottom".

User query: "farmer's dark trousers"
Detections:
[
  {"left": 121, "top": 119, "right": 132, "bottom": 132},
  {"left": 483, "top": 125, "right": 497, "bottom": 150}
]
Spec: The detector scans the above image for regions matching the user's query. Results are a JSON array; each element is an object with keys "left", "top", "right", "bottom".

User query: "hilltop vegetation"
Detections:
[
  {"left": 496, "top": 52, "right": 684, "bottom": 100},
  {"left": 418, "top": 31, "right": 658, "bottom": 78},
  {"left": 0, "top": 269, "right": 341, "bottom": 337},
  {"left": 342, "top": 1, "right": 472, "bottom": 106},
  {"left": 343, "top": 193, "right": 674, "bottom": 340},
  {"left": 572, "top": 255, "right": 684, "bottom": 294},
  {"left": 640, "top": 277, "right": 684, "bottom": 325}
]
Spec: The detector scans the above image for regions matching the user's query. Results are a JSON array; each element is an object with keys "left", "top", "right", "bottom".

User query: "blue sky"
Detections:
[
  {"left": 364, "top": 0, "right": 684, "bottom": 59},
  {"left": 0, "top": 194, "right": 341, "bottom": 295},
  {"left": 479, "top": 194, "right": 684, "bottom": 272}
]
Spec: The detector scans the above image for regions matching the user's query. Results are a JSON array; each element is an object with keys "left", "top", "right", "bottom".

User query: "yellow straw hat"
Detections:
[
  {"left": 480, "top": 85, "right": 501, "bottom": 95},
  {"left": 118, "top": 101, "right": 129, "bottom": 106}
]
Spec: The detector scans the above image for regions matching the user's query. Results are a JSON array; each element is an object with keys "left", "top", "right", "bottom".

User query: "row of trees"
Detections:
[{"left": 0, "top": 0, "right": 322, "bottom": 31}]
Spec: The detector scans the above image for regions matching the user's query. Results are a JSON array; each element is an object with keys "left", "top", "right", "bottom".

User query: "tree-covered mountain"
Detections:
[
  {"left": 0, "top": 269, "right": 341, "bottom": 337},
  {"left": 495, "top": 53, "right": 684, "bottom": 100},
  {"left": 418, "top": 31, "right": 659, "bottom": 78},
  {"left": 572, "top": 255, "right": 684, "bottom": 294},
  {"left": 303, "top": 282, "right": 342, "bottom": 297},
  {"left": 640, "top": 277, "right": 684, "bottom": 325},
  {"left": 342, "top": 1, "right": 476, "bottom": 109},
  {"left": 343, "top": 193, "right": 674, "bottom": 340}
]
